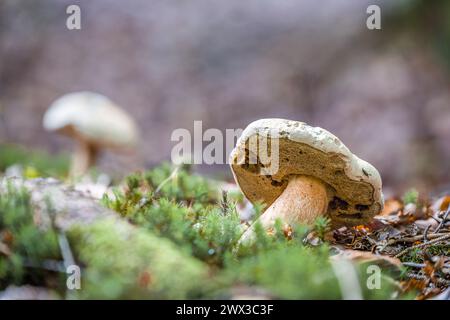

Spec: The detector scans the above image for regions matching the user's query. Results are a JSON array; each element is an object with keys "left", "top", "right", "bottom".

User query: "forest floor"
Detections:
[{"left": 0, "top": 145, "right": 449, "bottom": 300}]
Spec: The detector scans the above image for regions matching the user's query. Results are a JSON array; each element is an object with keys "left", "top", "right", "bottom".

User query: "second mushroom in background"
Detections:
[
  {"left": 229, "top": 118, "right": 384, "bottom": 242},
  {"left": 43, "top": 91, "right": 140, "bottom": 178}
]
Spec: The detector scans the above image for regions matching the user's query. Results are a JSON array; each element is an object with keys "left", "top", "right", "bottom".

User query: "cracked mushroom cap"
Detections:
[
  {"left": 230, "top": 118, "right": 383, "bottom": 226},
  {"left": 43, "top": 91, "right": 139, "bottom": 148}
]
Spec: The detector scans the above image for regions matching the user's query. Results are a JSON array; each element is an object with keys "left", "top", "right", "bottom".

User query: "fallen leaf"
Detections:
[
  {"left": 379, "top": 199, "right": 403, "bottom": 216},
  {"left": 439, "top": 196, "right": 450, "bottom": 212},
  {"left": 366, "top": 218, "right": 389, "bottom": 231},
  {"left": 331, "top": 249, "right": 402, "bottom": 272},
  {"left": 353, "top": 225, "right": 370, "bottom": 233},
  {"left": 403, "top": 203, "right": 417, "bottom": 216},
  {"left": 431, "top": 195, "right": 450, "bottom": 214},
  {"left": 414, "top": 218, "right": 439, "bottom": 230}
]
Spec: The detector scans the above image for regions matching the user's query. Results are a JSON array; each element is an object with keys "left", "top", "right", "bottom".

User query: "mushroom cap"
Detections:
[
  {"left": 43, "top": 91, "right": 139, "bottom": 148},
  {"left": 229, "top": 118, "right": 383, "bottom": 226}
]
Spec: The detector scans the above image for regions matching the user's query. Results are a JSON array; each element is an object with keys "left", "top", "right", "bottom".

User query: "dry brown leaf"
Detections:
[
  {"left": 431, "top": 195, "right": 450, "bottom": 214},
  {"left": 403, "top": 203, "right": 417, "bottom": 216},
  {"left": 401, "top": 278, "right": 427, "bottom": 293},
  {"left": 353, "top": 225, "right": 370, "bottom": 233},
  {"left": 331, "top": 249, "right": 402, "bottom": 271},
  {"left": 414, "top": 218, "right": 439, "bottom": 230},
  {"left": 379, "top": 199, "right": 403, "bottom": 216},
  {"left": 439, "top": 195, "right": 450, "bottom": 212}
]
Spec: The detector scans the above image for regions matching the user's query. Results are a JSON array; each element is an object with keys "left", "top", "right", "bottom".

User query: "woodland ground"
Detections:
[{"left": 0, "top": 144, "right": 449, "bottom": 300}]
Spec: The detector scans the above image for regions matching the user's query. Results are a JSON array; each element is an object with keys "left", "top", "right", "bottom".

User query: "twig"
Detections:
[
  {"left": 394, "top": 233, "right": 450, "bottom": 258},
  {"left": 435, "top": 207, "right": 450, "bottom": 233},
  {"left": 431, "top": 216, "right": 442, "bottom": 224},
  {"left": 406, "top": 272, "right": 450, "bottom": 286},
  {"left": 402, "top": 262, "right": 425, "bottom": 268},
  {"left": 389, "top": 233, "right": 448, "bottom": 244},
  {"left": 423, "top": 225, "right": 431, "bottom": 242},
  {"left": 402, "top": 261, "right": 450, "bottom": 269}
]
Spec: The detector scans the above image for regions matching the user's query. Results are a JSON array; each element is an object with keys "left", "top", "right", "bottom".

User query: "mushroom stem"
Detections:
[
  {"left": 70, "top": 140, "right": 98, "bottom": 178},
  {"left": 241, "top": 175, "right": 329, "bottom": 242}
]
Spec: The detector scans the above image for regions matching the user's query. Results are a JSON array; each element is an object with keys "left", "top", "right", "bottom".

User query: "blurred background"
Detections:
[{"left": 1, "top": 0, "right": 449, "bottom": 195}]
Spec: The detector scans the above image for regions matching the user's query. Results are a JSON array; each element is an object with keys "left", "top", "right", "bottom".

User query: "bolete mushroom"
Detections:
[
  {"left": 43, "top": 91, "right": 139, "bottom": 178},
  {"left": 229, "top": 119, "right": 383, "bottom": 241}
]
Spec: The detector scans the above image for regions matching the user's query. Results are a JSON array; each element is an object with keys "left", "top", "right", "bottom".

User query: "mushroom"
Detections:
[
  {"left": 43, "top": 91, "right": 139, "bottom": 178},
  {"left": 229, "top": 118, "right": 383, "bottom": 242}
]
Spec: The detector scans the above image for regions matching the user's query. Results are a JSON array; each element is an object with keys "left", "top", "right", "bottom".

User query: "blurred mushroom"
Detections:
[
  {"left": 43, "top": 91, "right": 139, "bottom": 178},
  {"left": 230, "top": 119, "right": 383, "bottom": 242}
]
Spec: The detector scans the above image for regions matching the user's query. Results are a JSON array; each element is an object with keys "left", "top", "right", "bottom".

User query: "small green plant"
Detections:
[
  {"left": 402, "top": 188, "right": 419, "bottom": 205},
  {"left": 314, "top": 216, "right": 331, "bottom": 240},
  {"left": 103, "top": 164, "right": 243, "bottom": 266},
  {"left": 0, "top": 183, "right": 61, "bottom": 290}
]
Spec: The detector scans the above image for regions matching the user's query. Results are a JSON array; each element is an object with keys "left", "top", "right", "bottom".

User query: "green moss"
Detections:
[
  {"left": 356, "top": 262, "right": 409, "bottom": 300},
  {"left": 0, "top": 144, "right": 69, "bottom": 178},
  {"left": 400, "top": 245, "right": 450, "bottom": 264},
  {"left": 143, "top": 162, "right": 217, "bottom": 204},
  {"left": 427, "top": 244, "right": 450, "bottom": 256},
  {"left": 0, "top": 183, "right": 210, "bottom": 299},
  {"left": 103, "top": 164, "right": 243, "bottom": 267},
  {"left": 68, "top": 219, "right": 208, "bottom": 299},
  {"left": 0, "top": 163, "right": 413, "bottom": 299},
  {"left": 99, "top": 164, "right": 410, "bottom": 299},
  {"left": 227, "top": 245, "right": 341, "bottom": 299},
  {"left": 0, "top": 184, "right": 61, "bottom": 289},
  {"left": 400, "top": 248, "right": 423, "bottom": 263}
]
